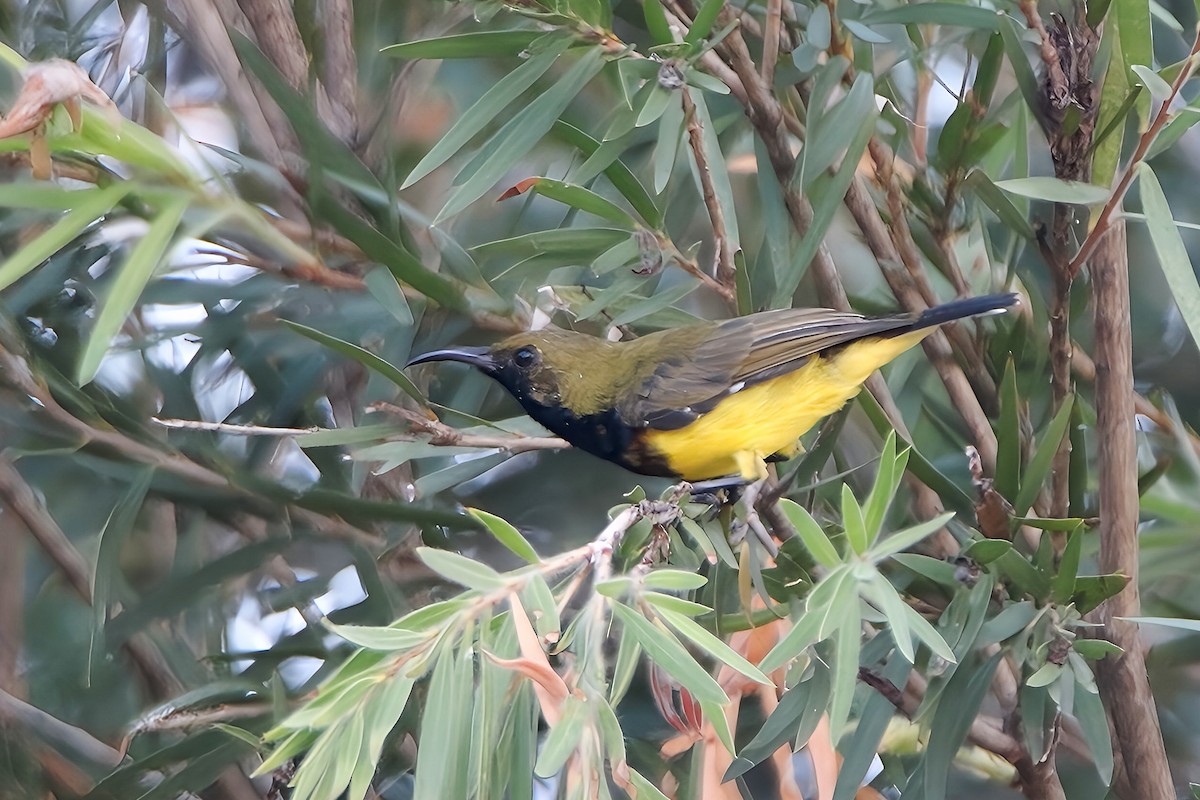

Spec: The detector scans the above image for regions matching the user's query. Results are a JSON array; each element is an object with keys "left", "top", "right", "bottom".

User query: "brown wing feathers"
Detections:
[{"left": 622, "top": 294, "right": 1018, "bottom": 431}]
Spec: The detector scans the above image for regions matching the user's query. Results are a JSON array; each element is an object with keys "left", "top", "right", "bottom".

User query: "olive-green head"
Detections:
[{"left": 407, "top": 329, "right": 636, "bottom": 417}]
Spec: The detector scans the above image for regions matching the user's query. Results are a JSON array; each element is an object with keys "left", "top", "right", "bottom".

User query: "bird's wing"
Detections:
[{"left": 623, "top": 308, "right": 916, "bottom": 430}]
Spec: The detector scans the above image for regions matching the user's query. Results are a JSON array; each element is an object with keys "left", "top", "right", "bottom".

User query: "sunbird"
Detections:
[{"left": 409, "top": 293, "right": 1018, "bottom": 482}]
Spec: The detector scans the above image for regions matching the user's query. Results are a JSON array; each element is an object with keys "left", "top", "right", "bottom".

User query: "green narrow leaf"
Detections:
[
  {"left": 642, "top": 0, "right": 674, "bottom": 44},
  {"left": 774, "top": 76, "right": 876, "bottom": 304},
  {"left": 892, "top": 553, "right": 961, "bottom": 587},
  {"left": 1074, "top": 675, "right": 1114, "bottom": 785},
  {"left": 864, "top": 3, "right": 1003, "bottom": 27},
  {"left": 417, "top": 547, "right": 507, "bottom": 591},
  {"left": 636, "top": 86, "right": 673, "bottom": 128},
  {"left": 685, "top": 0, "right": 725, "bottom": 44},
  {"left": 655, "top": 606, "right": 771, "bottom": 685},
  {"left": 653, "top": 94, "right": 685, "bottom": 195},
  {"left": 1014, "top": 395, "right": 1075, "bottom": 517},
  {"left": 281, "top": 320, "right": 428, "bottom": 406},
  {"left": 503, "top": 178, "right": 636, "bottom": 226},
  {"left": 438, "top": 47, "right": 606, "bottom": 221},
  {"left": 841, "top": 484, "right": 868, "bottom": 555},
  {"left": 857, "top": 392, "right": 974, "bottom": 511},
  {"left": 1117, "top": 616, "right": 1200, "bottom": 632},
  {"left": 901, "top": 600, "right": 958, "bottom": 663},
  {"left": 1051, "top": 528, "right": 1083, "bottom": 604},
  {"left": 469, "top": 508, "right": 540, "bottom": 563},
  {"left": 611, "top": 602, "right": 727, "bottom": 705},
  {"left": 993, "top": 177, "right": 1111, "bottom": 205},
  {"left": 827, "top": 605, "right": 862, "bottom": 736},
  {"left": 0, "top": 184, "right": 131, "bottom": 291},
  {"left": 1137, "top": 163, "right": 1200, "bottom": 354},
  {"left": 642, "top": 569, "right": 708, "bottom": 591},
  {"left": 349, "top": 676, "right": 416, "bottom": 800},
  {"left": 628, "top": 768, "right": 671, "bottom": 800},
  {"left": 923, "top": 653, "right": 1002, "bottom": 800},
  {"left": 312, "top": 194, "right": 470, "bottom": 311},
  {"left": 1027, "top": 662, "right": 1063, "bottom": 688},
  {"left": 554, "top": 120, "right": 662, "bottom": 229},
  {"left": 867, "top": 512, "right": 956, "bottom": 561},
  {"left": 383, "top": 31, "right": 545, "bottom": 59},
  {"left": 832, "top": 652, "right": 910, "bottom": 800},
  {"left": 1117, "top": 0, "right": 1153, "bottom": 125},
  {"left": 325, "top": 622, "right": 436, "bottom": 651},
  {"left": 78, "top": 195, "right": 189, "bottom": 384},
  {"left": 643, "top": 591, "right": 712, "bottom": 617},
  {"left": 1130, "top": 64, "right": 1172, "bottom": 102},
  {"left": 861, "top": 575, "right": 914, "bottom": 663},
  {"left": 90, "top": 469, "right": 153, "bottom": 674},
  {"left": 723, "top": 662, "right": 831, "bottom": 781},
  {"left": 609, "top": 622, "right": 642, "bottom": 704},
  {"left": 413, "top": 645, "right": 473, "bottom": 799},
  {"left": 995, "top": 356, "right": 1021, "bottom": 500},
  {"left": 403, "top": 37, "right": 572, "bottom": 188},
  {"left": 759, "top": 570, "right": 852, "bottom": 673},
  {"left": 779, "top": 499, "right": 841, "bottom": 568},
  {"left": 862, "top": 432, "right": 906, "bottom": 543},
  {"left": 964, "top": 170, "right": 1035, "bottom": 240}
]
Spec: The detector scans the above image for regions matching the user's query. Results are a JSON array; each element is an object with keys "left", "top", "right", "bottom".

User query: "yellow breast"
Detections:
[{"left": 640, "top": 332, "right": 926, "bottom": 480}]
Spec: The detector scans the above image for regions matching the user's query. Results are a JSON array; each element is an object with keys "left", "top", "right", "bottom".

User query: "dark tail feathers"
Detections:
[{"left": 910, "top": 293, "right": 1019, "bottom": 331}]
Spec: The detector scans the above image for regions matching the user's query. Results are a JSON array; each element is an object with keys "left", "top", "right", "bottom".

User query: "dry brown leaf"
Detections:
[
  {"left": 0, "top": 59, "right": 118, "bottom": 179},
  {"left": 967, "top": 445, "right": 1015, "bottom": 540},
  {"left": 505, "top": 593, "right": 570, "bottom": 725}
]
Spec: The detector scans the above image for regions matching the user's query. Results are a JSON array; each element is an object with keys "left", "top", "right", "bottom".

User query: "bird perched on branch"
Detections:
[{"left": 409, "top": 294, "right": 1018, "bottom": 483}]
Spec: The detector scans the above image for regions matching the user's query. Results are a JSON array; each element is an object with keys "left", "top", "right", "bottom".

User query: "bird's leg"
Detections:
[
  {"left": 737, "top": 478, "right": 779, "bottom": 557},
  {"left": 682, "top": 475, "right": 753, "bottom": 515}
]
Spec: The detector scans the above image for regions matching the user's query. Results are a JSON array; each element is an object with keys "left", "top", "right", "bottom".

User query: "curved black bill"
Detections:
[{"left": 406, "top": 346, "right": 496, "bottom": 372}]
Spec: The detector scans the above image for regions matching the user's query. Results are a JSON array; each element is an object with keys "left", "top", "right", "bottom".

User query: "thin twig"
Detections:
[
  {"left": 368, "top": 401, "right": 570, "bottom": 453},
  {"left": 0, "top": 341, "right": 383, "bottom": 550},
  {"left": 680, "top": 87, "right": 739, "bottom": 307},
  {"left": 153, "top": 417, "right": 322, "bottom": 436},
  {"left": 844, "top": 176, "right": 1000, "bottom": 469},
  {"left": 1067, "top": 31, "right": 1200, "bottom": 279}
]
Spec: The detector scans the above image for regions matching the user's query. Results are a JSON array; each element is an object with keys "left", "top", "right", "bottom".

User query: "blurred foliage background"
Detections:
[{"left": 2, "top": 0, "right": 1200, "bottom": 798}]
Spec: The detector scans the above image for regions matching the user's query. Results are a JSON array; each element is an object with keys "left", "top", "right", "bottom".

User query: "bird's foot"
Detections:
[{"left": 735, "top": 478, "right": 779, "bottom": 557}]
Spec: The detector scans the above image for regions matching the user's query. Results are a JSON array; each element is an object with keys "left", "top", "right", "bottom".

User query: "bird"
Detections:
[{"left": 408, "top": 293, "right": 1018, "bottom": 483}]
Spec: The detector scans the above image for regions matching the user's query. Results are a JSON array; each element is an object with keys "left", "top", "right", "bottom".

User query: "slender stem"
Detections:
[
  {"left": 680, "top": 87, "right": 739, "bottom": 307},
  {"left": 1067, "top": 31, "right": 1200, "bottom": 279}
]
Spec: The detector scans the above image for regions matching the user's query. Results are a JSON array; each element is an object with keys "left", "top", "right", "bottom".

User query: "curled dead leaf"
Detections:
[
  {"left": 0, "top": 59, "right": 118, "bottom": 179},
  {"left": 966, "top": 445, "right": 1014, "bottom": 539},
  {"left": 505, "top": 593, "right": 570, "bottom": 725}
]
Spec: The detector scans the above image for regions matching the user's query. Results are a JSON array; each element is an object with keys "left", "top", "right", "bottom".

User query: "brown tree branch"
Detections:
[
  {"left": 317, "top": 0, "right": 360, "bottom": 144},
  {"left": 168, "top": 0, "right": 299, "bottom": 175},
  {"left": 1088, "top": 220, "right": 1174, "bottom": 799}
]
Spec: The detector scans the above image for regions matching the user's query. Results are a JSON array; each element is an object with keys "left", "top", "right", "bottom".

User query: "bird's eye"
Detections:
[{"left": 513, "top": 346, "right": 539, "bottom": 369}]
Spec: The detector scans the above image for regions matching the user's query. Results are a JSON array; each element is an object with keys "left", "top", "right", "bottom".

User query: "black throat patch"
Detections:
[
  {"left": 523, "top": 398, "right": 675, "bottom": 478},
  {"left": 488, "top": 363, "right": 676, "bottom": 478}
]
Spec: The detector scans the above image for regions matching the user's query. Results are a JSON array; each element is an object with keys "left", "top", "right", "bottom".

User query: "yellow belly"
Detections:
[{"left": 641, "top": 333, "right": 925, "bottom": 480}]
